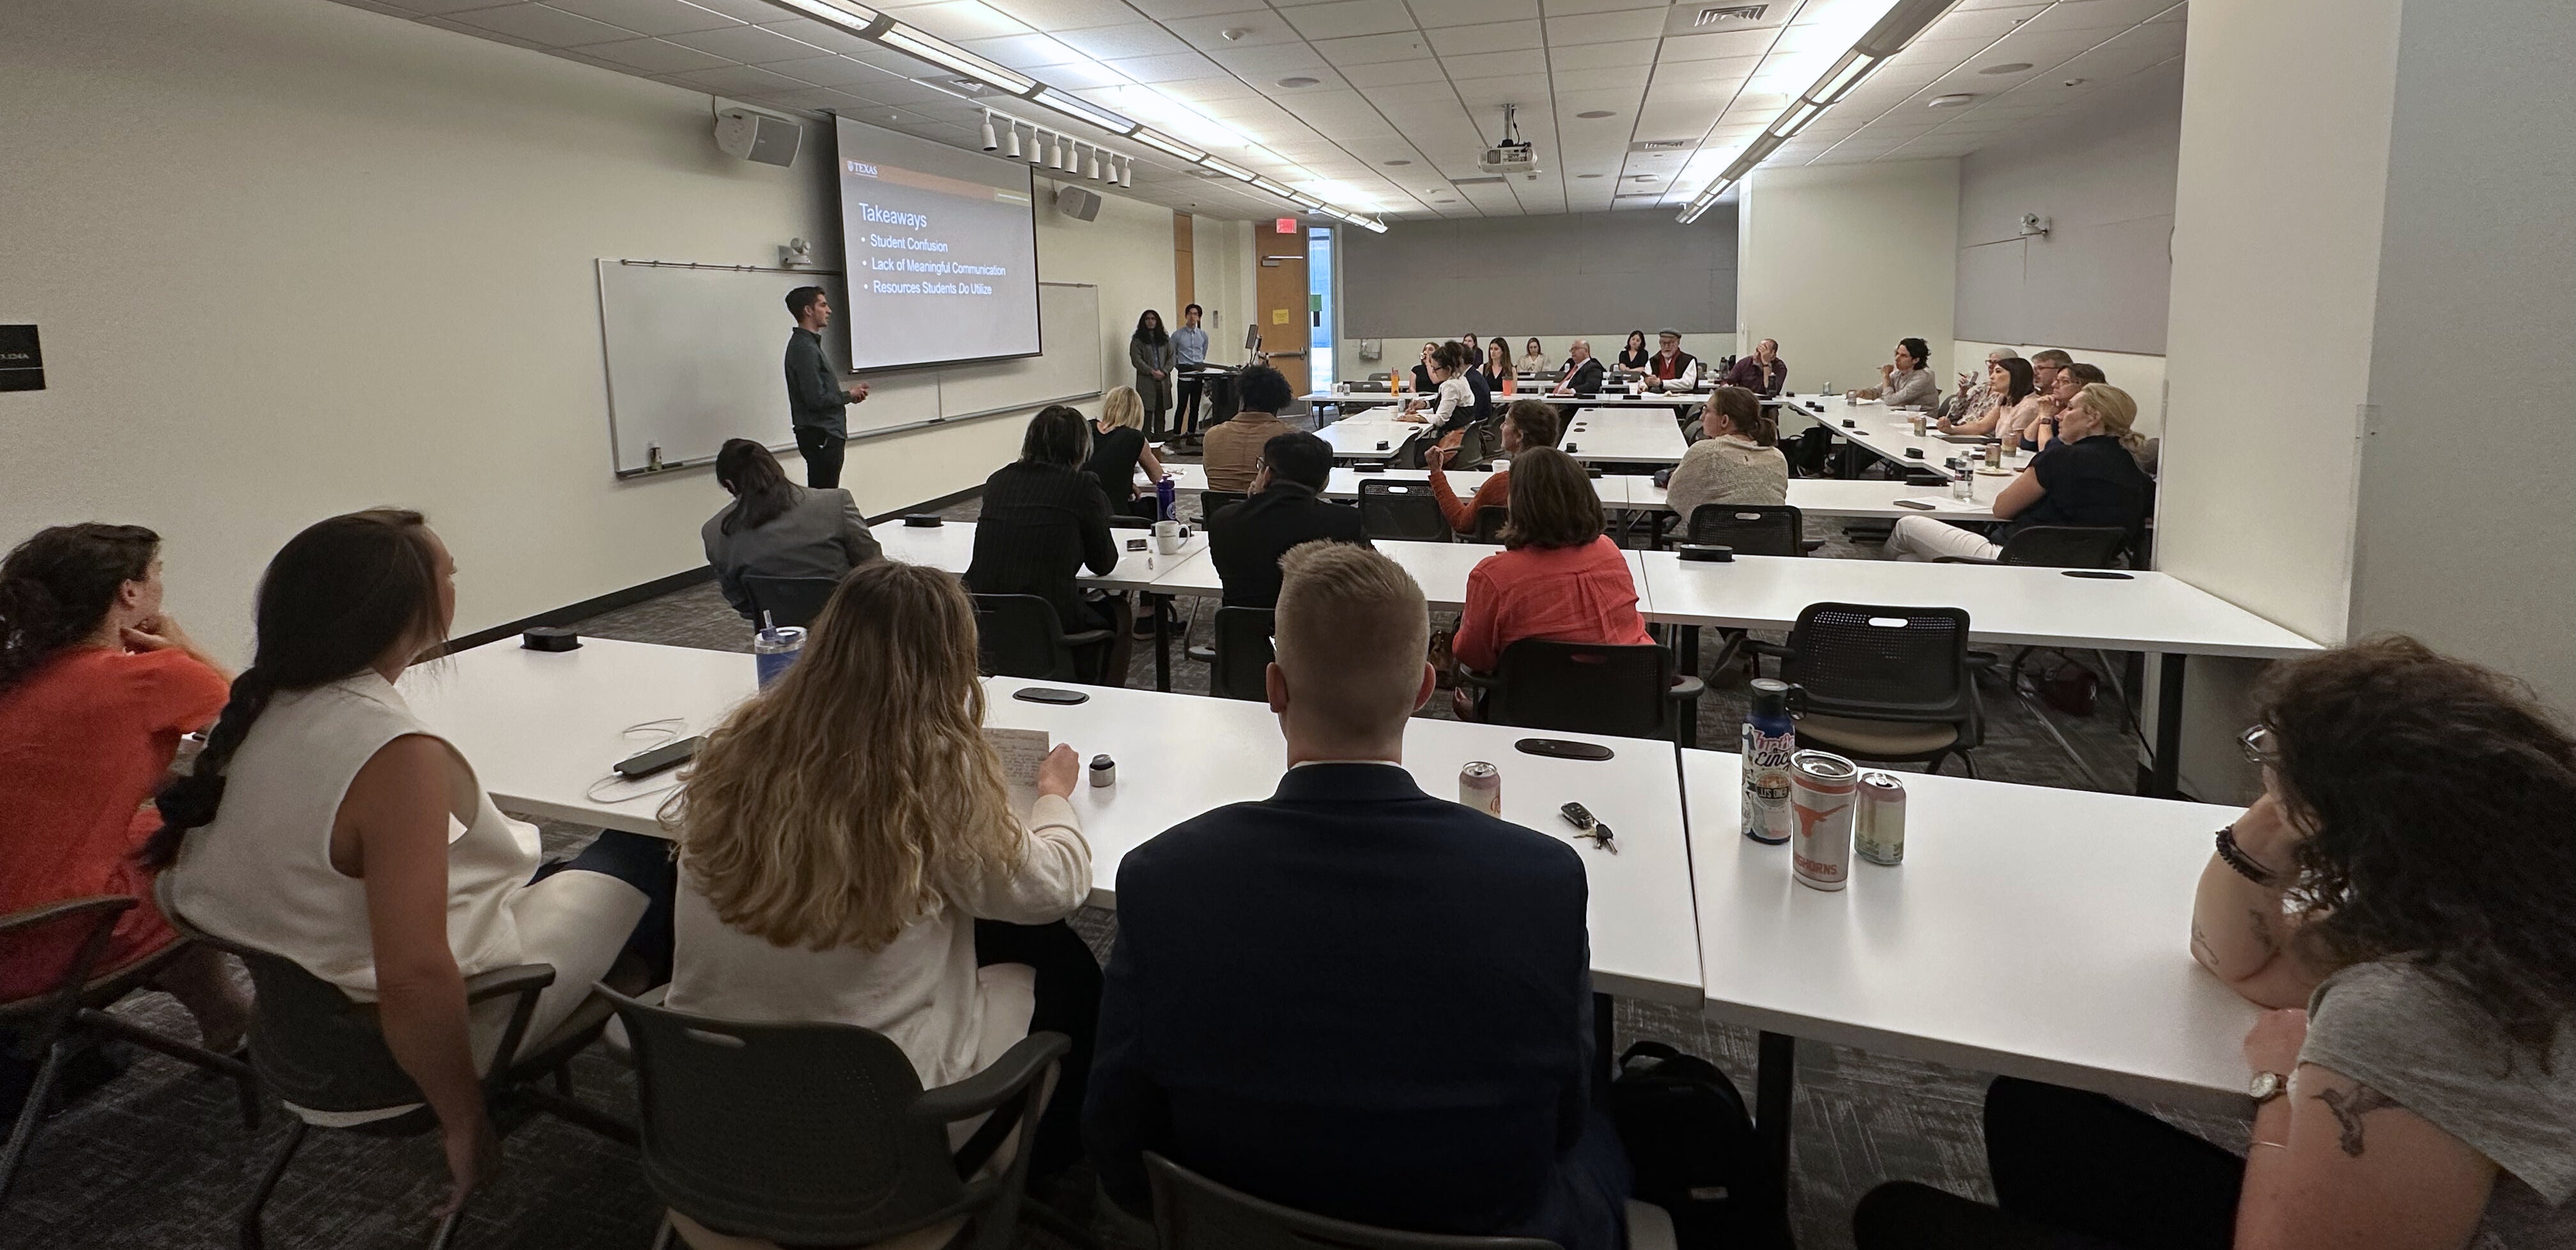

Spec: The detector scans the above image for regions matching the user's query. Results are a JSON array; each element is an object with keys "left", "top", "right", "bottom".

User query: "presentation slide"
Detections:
[{"left": 834, "top": 114, "right": 1042, "bottom": 371}]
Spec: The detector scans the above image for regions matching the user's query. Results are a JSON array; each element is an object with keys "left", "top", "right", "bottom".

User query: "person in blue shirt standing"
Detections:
[
  {"left": 782, "top": 286, "right": 869, "bottom": 489},
  {"left": 1170, "top": 303, "right": 1210, "bottom": 438}
]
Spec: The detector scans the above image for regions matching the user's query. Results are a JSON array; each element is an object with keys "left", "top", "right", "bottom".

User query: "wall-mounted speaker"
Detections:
[
  {"left": 1055, "top": 185, "right": 1102, "bottom": 222},
  {"left": 714, "top": 108, "right": 803, "bottom": 167}
]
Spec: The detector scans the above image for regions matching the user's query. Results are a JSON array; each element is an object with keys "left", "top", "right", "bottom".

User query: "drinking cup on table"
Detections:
[{"left": 1152, "top": 520, "right": 1184, "bottom": 555}]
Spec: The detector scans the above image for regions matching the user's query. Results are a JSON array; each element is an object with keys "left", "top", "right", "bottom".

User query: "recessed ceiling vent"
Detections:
[{"left": 1693, "top": 4, "right": 1768, "bottom": 27}]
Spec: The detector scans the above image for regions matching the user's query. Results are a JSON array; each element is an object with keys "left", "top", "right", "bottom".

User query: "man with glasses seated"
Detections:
[{"left": 1205, "top": 431, "right": 1369, "bottom": 608}]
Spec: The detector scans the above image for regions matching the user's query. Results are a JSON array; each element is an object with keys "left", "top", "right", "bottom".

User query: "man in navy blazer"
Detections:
[{"left": 1084, "top": 543, "right": 1629, "bottom": 1249}]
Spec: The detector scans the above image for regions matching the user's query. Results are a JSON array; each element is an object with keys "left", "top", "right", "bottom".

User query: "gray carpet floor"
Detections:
[{"left": 6, "top": 444, "right": 2242, "bottom": 1250}]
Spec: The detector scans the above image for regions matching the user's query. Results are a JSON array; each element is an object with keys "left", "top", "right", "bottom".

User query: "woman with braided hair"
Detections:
[
  {"left": 0, "top": 523, "right": 250, "bottom": 1046},
  {"left": 152, "top": 510, "right": 674, "bottom": 1216}
]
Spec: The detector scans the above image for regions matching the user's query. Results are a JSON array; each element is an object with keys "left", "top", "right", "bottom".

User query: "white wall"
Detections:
[
  {"left": 1191, "top": 215, "right": 1257, "bottom": 364},
  {"left": 1036, "top": 174, "right": 1178, "bottom": 404},
  {"left": 1955, "top": 66, "right": 2183, "bottom": 357},
  {"left": 1953, "top": 340, "right": 2168, "bottom": 439},
  {"left": 0, "top": 0, "right": 1176, "bottom": 663},
  {"left": 1736, "top": 160, "right": 1962, "bottom": 396},
  {"left": 2347, "top": 0, "right": 2576, "bottom": 714}
]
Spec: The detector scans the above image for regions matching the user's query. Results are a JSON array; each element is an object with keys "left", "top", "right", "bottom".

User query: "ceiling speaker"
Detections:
[
  {"left": 714, "top": 108, "right": 802, "bottom": 167},
  {"left": 1056, "top": 185, "right": 1102, "bottom": 222}
]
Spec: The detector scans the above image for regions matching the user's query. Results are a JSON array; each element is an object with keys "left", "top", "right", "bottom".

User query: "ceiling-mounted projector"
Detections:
[{"left": 1478, "top": 104, "right": 1540, "bottom": 178}]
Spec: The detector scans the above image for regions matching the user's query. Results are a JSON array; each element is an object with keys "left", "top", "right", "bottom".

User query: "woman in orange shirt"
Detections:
[
  {"left": 1452, "top": 449, "right": 1652, "bottom": 716},
  {"left": 1426, "top": 399, "right": 1562, "bottom": 536},
  {"left": 0, "top": 524, "right": 249, "bottom": 1047}
]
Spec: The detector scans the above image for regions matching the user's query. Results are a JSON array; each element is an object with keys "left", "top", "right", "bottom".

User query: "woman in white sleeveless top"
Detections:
[
  {"left": 149, "top": 510, "right": 672, "bottom": 1210},
  {"left": 660, "top": 559, "right": 1099, "bottom": 1181}
]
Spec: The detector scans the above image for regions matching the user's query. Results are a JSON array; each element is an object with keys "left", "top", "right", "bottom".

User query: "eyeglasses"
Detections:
[{"left": 2239, "top": 724, "right": 2280, "bottom": 766}]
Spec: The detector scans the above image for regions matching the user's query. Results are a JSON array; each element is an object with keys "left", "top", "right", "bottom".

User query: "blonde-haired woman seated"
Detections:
[
  {"left": 661, "top": 559, "right": 1100, "bottom": 1180},
  {"left": 1084, "top": 385, "right": 1166, "bottom": 521},
  {"left": 1884, "top": 383, "right": 2154, "bottom": 562}
]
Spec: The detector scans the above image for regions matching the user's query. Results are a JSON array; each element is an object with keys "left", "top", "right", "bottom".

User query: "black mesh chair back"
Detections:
[
  {"left": 972, "top": 594, "right": 1086, "bottom": 683},
  {"left": 0, "top": 897, "right": 133, "bottom": 1203},
  {"left": 741, "top": 574, "right": 842, "bottom": 629},
  {"left": 1146, "top": 1153, "right": 1557, "bottom": 1250},
  {"left": 1357, "top": 479, "right": 1452, "bottom": 541},
  {"left": 1787, "top": 424, "right": 1835, "bottom": 477},
  {"left": 1208, "top": 607, "right": 1277, "bottom": 702},
  {"left": 1992, "top": 525, "right": 2131, "bottom": 569},
  {"left": 603, "top": 989, "right": 1065, "bottom": 1250},
  {"left": 1472, "top": 505, "right": 1509, "bottom": 542},
  {"left": 1199, "top": 490, "right": 1250, "bottom": 522},
  {"left": 1483, "top": 640, "right": 1677, "bottom": 739},
  {"left": 1781, "top": 603, "right": 1976, "bottom": 725},
  {"left": 1685, "top": 504, "right": 1804, "bottom": 557}
]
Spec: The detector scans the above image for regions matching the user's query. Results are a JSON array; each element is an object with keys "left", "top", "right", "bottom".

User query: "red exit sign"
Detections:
[{"left": 1275, "top": 217, "right": 1298, "bottom": 234}]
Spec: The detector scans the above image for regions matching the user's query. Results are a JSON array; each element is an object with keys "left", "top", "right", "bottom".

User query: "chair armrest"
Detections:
[
  {"left": 463, "top": 963, "right": 556, "bottom": 1081},
  {"left": 1930, "top": 555, "right": 2000, "bottom": 565},
  {"left": 913, "top": 1031, "right": 1071, "bottom": 1125},
  {"left": 1666, "top": 676, "right": 1706, "bottom": 703},
  {"left": 1453, "top": 667, "right": 1499, "bottom": 690},
  {"left": 1060, "top": 628, "right": 1115, "bottom": 646}
]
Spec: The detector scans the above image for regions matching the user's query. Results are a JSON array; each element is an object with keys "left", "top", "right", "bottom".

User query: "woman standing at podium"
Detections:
[{"left": 1129, "top": 310, "right": 1175, "bottom": 434}]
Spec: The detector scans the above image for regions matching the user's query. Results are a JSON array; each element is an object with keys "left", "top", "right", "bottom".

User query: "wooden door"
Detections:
[{"left": 1253, "top": 218, "right": 1310, "bottom": 395}]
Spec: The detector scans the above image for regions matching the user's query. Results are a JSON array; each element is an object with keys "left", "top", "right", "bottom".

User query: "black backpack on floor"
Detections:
[{"left": 1606, "top": 1040, "right": 1778, "bottom": 1249}]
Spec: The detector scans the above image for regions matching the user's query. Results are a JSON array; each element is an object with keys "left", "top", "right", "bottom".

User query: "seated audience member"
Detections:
[
  {"left": 1453, "top": 448, "right": 1653, "bottom": 703},
  {"left": 1946, "top": 348, "right": 2019, "bottom": 429},
  {"left": 1085, "top": 542, "right": 1631, "bottom": 1249},
  {"left": 158, "top": 511, "right": 674, "bottom": 1208},
  {"left": 1083, "top": 385, "right": 1166, "bottom": 520},
  {"left": 1207, "top": 431, "right": 1369, "bottom": 608},
  {"left": 1426, "top": 400, "right": 1562, "bottom": 535},
  {"left": 1552, "top": 339, "right": 1607, "bottom": 397},
  {"left": 1400, "top": 341, "right": 1490, "bottom": 441},
  {"left": 701, "top": 438, "right": 882, "bottom": 622},
  {"left": 1201, "top": 364, "right": 1296, "bottom": 493},
  {"left": 1855, "top": 337, "right": 1938, "bottom": 408},
  {"left": 1724, "top": 337, "right": 1789, "bottom": 396},
  {"left": 1519, "top": 337, "right": 1549, "bottom": 374},
  {"left": 664, "top": 559, "right": 1099, "bottom": 1180},
  {"left": 1611, "top": 330, "right": 1651, "bottom": 376},
  {"left": 965, "top": 406, "right": 1131, "bottom": 682},
  {"left": 1884, "top": 384, "right": 2152, "bottom": 562},
  {"left": 1665, "top": 387, "right": 1789, "bottom": 517},
  {"left": 0, "top": 525, "right": 249, "bottom": 1045},
  {"left": 1941, "top": 357, "right": 2034, "bottom": 438},
  {"left": 2028, "top": 348, "right": 2075, "bottom": 399},
  {"left": 1857, "top": 637, "right": 2576, "bottom": 1250},
  {"left": 1480, "top": 337, "right": 1518, "bottom": 394},
  {"left": 1647, "top": 329, "right": 1700, "bottom": 388},
  {"left": 1410, "top": 341, "right": 1438, "bottom": 394},
  {"left": 2027, "top": 362, "right": 2109, "bottom": 449}
]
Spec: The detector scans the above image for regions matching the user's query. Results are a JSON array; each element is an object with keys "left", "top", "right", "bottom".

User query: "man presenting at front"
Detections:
[
  {"left": 783, "top": 286, "right": 869, "bottom": 490},
  {"left": 1087, "top": 543, "right": 1630, "bottom": 1249},
  {"left": 1171, "top": 304, "right": 1209, "bottom": 438}
]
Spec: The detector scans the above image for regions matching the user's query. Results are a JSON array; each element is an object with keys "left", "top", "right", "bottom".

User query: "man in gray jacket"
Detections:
[{"left": 784, "top": 286, "right": 870, "bottom": 488}]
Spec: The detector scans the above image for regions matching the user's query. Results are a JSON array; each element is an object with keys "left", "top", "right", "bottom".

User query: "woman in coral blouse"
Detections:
[
  {"left": 0, "top": 524, "right": 249, "bottom": 1045},
  {"left": 1451, "top": 448, "right": 1652, "bottom": 715}
]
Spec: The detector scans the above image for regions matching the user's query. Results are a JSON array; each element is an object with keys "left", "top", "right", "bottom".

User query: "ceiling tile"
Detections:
[
  {"left": 764, "top": 54, "right": 890, "bottom": 86},
  {"left": 982, "top": 0, "right": 1143, "bottom": 29},
  {"left": 664, "top": 63, "right": 815, "bottom": 93},
  {"left": 684, "top": 0, "right": 804, "bottom": 18},
  {"left": 1101, "top": 51, "right": 1224, "bottom": 81},
  {"left": 755, "top": 17, "right": 879, "bottom": 54},
  {"left": 1314, "top": 31, "right": 1435, "bottom": 65},
  {"left": 575, "top": 35, "right": 735, "bottom": 70},
  {"left": 1658, "top": 27, "right": 1777, "bottom": 62},
  {"left": 443, "top": 3, "right": 640, "bottom": 45},
  {"left": 955, "top": 31, "right": 1086, "bottom": 66},
  {"left": 885, "top": 1, "right": 1031, "bottom": 42},
  {"left": 1545, "top": 8, "right": 1663, "bottom": 45},
  {"left": 1547, "top": 65, "right": 1646, "bottom": 92},
  {"left": 1164, "top": 11, "right": 1304, "bottom": 49},
  {"left": 661, "top": 20, "right": 828, "bottom": 59},
  {"left": 1548, "top": 37, "right": 1654, "bottom": 70},
  {"left": 1426, "top": 20, "right": 1540, "bottom": 55},
  {"left": 1409, "top": 0, "right": 1536, "bottom": 22},
  {"left": 1055, "top": 23, "right": 1193, "bottom": 59},
  {"left": 1337, "top": 56, "right": 1446, "bottom": 86},
  {"left": 1439, "top": 49, "right": 1546, "bottom": 79},
  {"left": 540, "top": 0, "right": 736, "bottom": 36},
  {"left": 1280, "top": 0, "right": 1415, "bottom": 39},
  {"left": 1207, "top": 43, "right": 1333, "bottom": 75}
]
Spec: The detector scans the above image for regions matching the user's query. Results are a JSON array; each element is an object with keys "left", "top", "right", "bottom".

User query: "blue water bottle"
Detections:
[
  {"left": 1154, "top": 475, "right": 1177, "bottom": 522},
  {"left": 753, "top": 613, "right": 805, "bottom": 688}
]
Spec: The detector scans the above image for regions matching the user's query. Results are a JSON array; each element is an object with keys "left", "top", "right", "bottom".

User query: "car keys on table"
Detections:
[{"left": 1559, "top": 801, "right": 1617, "bottom": 853}]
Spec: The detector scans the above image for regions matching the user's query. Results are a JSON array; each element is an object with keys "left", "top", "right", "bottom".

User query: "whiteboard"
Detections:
[{"left": 596, "top": 261, "right": 1100, "bottom": 477}]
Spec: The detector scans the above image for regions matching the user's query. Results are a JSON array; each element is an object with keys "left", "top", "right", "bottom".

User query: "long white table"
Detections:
[
  {"left": 1784, "top": 394, "right": 2019, "bottom": 476},
  {"left": 400, "top": 638, "right": 1702, "bottom": 1007},
  {"left": 869, "top": 519, "right": 1205, "bottom": 593},
  {"left": 1308, "top": 389, "right": 1719, "bottom": 414},
  {"left": 1162, "top": 463, "right": 2000, "bottom": 522},
  {"left": 1311, "top": 408, "right": 1688, "bottom": 467},
  {"left": 1679, "top": 748, "right": 2257, "bottom": 1215}
]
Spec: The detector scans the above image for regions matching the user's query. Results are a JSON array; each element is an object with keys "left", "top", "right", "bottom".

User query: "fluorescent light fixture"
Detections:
[
  {"left": 877, "top": 23, "right": 1034, "bottom": 95},
  {"left": 760, "top": 0, "right": 883, "bottom": 33},
  {"left": 1198, "top": 156, "right": 1254, "bottom": 181},
  {"left": 1130, "top": 128, "right": 1205, "bottom": 163},
  {"left": 1770, "top": 98, "right": 1823, "bottom": 138},
  {"left": 1810, "top": 49, "right": 1879, "bottom": 104},
  {"left": 1032, "top": 86, "right": 1137, "bottom": 135},
  {"left": 1251, "top": 176, "right": 1296, "bottom": 198}
]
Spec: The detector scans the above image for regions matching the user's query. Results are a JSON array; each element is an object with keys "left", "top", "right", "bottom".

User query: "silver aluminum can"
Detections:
[
  {"left": 1789, "top": 750, "right": 1858, "bottom": 891},
  {"left": 1459, "top": 761, "right": 1502, "bottom": 818},
  {"left": 1856, "top": 772, "right": 1907, "bottom": 866}
]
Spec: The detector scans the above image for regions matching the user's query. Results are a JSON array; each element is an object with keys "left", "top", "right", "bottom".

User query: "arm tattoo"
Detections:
[
  {"left": 2247, "top": 907, "right": 2279, "bottom": 955},
  {"left": 2318, "top": 1084, "right": 2401, "bottom": 1157},
  {"left": 2191, "top": 923, "right": 2217, "bottom": 967}
]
